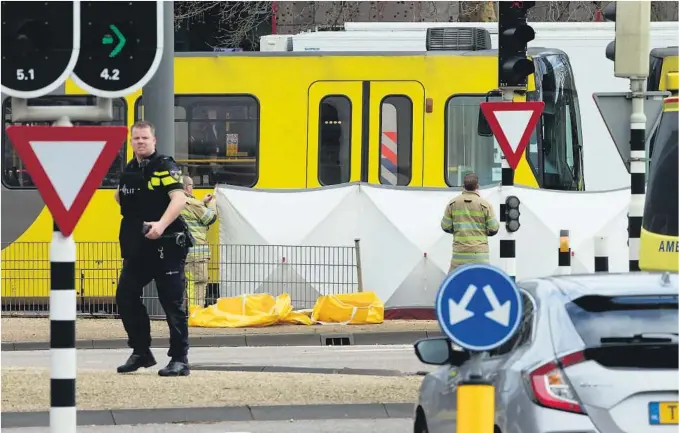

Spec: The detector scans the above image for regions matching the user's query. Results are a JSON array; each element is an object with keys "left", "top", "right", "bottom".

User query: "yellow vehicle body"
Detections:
[
  {"left": 639, "top": 48, "right": 679, "bottom": 273},
  {"left": 1, "top": 49, "right": 583, "bottom": 308}
]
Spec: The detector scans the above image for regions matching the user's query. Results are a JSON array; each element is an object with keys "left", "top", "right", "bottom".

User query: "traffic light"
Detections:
[
  {"left": 71, "top": 1, "right": 163, "bottom": 98},
  {"left": 498, "top": 1, "right": 536, "bottom": 89},
  {"left": 1, "top": 2, "right": 79, "bottom": 98},
  {"left": 504, "top": 195, "right": 521, "bottom": 233},
  {"left": 602, "top": 1, "right": 651, "bottom": 78}
]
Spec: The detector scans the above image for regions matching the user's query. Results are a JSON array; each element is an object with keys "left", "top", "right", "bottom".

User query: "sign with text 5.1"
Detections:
[
  {"left": 435, "top": 263, "right": 522, "bottom": 352},
  {"left": 1, "top": 1, "right": 80, "bottom": 98},
  {"left": 71, "top": 1, "right": 163, "bottom": 98}
]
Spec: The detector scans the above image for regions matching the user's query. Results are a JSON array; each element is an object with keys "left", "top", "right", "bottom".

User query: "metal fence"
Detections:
[{"left": 1, "top": 240, "right": 363, "bottom": 319}]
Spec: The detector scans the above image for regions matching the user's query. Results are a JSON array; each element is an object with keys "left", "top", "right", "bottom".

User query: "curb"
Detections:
[
  {"left": 190, "top": 365, "right": 411, "bottom": 376},
  {"left": 1, "top": 402, "right": 415, "bottom": 428},
  {"left": 1, "top": 330, "right": 444, "bottom": 351}
]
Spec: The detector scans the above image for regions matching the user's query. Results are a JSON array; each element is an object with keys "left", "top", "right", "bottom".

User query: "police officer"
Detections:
[
  {"left": 441, "top": 172, "right": 499, "bottom": 273},
  {"left": 114, "top": 120, "right": 192, "bottom": 377}
]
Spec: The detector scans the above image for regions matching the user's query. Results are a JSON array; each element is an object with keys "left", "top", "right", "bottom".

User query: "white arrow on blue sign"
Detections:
[{"left": 435, "top": 263, "right": 523, "bottom": 352}]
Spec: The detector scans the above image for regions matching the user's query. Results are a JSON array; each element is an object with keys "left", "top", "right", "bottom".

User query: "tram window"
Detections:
[
  {"left": 318, "top": 96, "right": 352, "bottom": 186},
  {"left": 1, "top": 96, "right": 127, "bottom": 189},
  {"left": 135, "top": 95, "right": 259, "bottom": 188},
  {"left": 445, "top": 95, "right": 499, "bottom": 187},
  {"left": 379, "top": 96, "right": 413, "bottom": 186},
  {"left": 536, "top": 54, "right": 581, "bottom": 191},
  {"left": 541, "top": 95, "right": 578, "bottom": 190}
]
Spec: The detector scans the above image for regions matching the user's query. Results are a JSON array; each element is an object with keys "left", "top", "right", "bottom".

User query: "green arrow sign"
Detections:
[{"left": 101, "top": 24, "right": 126, "bottom": 58}]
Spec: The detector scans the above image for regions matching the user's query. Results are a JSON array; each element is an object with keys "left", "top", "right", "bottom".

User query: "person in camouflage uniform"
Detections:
[
  {"left": 180, "top": 176, "right": 217, "bottom": 307},
  {"left": 440, "top": 172, "right": 499, "bottom": 273}
]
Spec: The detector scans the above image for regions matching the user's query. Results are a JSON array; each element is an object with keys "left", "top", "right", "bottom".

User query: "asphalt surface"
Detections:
[
  {"left": 1, "top": 344, "right": 435, "bottom": 375},
  {"left": 3, "top": 419, "right": 412, "bottom": 433}
]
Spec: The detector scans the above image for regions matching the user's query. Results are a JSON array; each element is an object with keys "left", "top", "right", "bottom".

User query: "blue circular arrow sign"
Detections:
[{"left": 435, "top": 263, "right": 522, "bottom": 352}]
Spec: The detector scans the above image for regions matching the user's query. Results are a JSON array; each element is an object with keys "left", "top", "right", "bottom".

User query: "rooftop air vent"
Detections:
[{"left": 426, "top": 27, "right": 491, "bottom": 51}]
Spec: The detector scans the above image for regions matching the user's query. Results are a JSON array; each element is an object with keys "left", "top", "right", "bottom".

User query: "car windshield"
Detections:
[{"left": 565, "top": 294, "right": 678, "bottom": 347}]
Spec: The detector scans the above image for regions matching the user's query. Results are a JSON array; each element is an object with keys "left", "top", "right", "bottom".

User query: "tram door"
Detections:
[
  {"left": 367, "top": 81, "right": 425, "bottom": 187},
  {"left": 307, "top": 81, "right": 363, "bottom": 188}
]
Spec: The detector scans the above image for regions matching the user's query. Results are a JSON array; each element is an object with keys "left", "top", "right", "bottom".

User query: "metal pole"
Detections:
[
  {"left": 628, "top": 78, "right": 646, "bottom": 272},
  {"left": 354, "top": 238, "right": 364, "bottom": 293},
  {"left": 142, "top": 0, "right": 175, "bottom": 157},
  {"left": 50, "top": 116, "right": 77, "bottom": 433}
]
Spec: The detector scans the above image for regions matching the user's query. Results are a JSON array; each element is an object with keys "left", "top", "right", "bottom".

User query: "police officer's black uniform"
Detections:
[{"left": 115, "top": 151, "right": 193, "bottom": 377}]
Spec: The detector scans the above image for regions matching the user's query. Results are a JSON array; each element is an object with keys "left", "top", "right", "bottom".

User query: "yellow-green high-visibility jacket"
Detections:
[
  {"left": 180, "top": 193, "right": 217, "bottom": 259},
  {"left": 440, "top": 190, "right": 499, "bottom": 272}
]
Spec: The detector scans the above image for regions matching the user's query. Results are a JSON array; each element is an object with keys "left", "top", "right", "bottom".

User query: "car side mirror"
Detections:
[
  {"left": 477, "top": 108, "right": 493, "bottom": 137},
  {"left": 414, "top": 337, "right": 470, "bottom": 367}
]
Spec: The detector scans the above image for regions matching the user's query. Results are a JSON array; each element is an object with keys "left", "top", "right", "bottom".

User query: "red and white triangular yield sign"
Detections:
[
  {"left": 480, "top": 101, "right": 545, "bottom": 170},
  {"left": 5, "top": 125, "right": 128, "bottom": 237}
]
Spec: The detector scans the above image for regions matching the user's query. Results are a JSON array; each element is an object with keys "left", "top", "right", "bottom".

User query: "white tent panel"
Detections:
[{"left": 215, "top": 183, "right": 633, "bottom": 309}]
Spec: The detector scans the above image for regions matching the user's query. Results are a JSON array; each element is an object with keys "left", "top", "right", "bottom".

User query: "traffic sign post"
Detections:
[
  {"left": 1, "top": 2, "right": 80, "bottom": 99},
  {"left": 601, "top": 1, "right": 653, "bottom": 272},
  {"left": 436, "top": 263, "right": 523, "bottom": 433},
  {"left": 6, "top": 123, "right": 127, "bottom": 433},
  {"left": 71, "top": 1, "right": 164, "bottom": 98},
  {"left": 4, "top": 4, "right": 165, "bottom": 432},
  {"left": 480, "top": 100, "right": 544, "bottom": 281}
]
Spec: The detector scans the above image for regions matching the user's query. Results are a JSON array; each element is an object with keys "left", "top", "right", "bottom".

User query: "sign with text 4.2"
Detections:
[
  {"left": 435, "top": 263, "right": 522, "bottom": 352},
  {"left": 5, "top": 125, "right": 128, "bottom": 237},
  {"left": 480, "top": 101, "right": 544, "bottom": 170}
]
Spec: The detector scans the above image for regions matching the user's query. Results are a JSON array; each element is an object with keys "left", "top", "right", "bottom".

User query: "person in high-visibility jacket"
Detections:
[
  {"left": 441, "top": 172, "right": 499, "bottom": 273},
  {"left": 180, "top": 176, "right": 217, "bottom": 307}
]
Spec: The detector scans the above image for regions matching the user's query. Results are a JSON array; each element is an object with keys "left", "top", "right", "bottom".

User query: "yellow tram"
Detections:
[{"left": 1, "top": 33, "right": 585, "bottom": 309}]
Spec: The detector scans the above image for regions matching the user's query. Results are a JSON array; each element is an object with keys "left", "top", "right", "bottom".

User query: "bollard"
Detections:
[
  {"left": 457, "top": 376, "right": 495, "bottom": 433},
  {"left": 558, "top": 229, "right": 571, "bottom": 275},
  {"left": 594, "top": 236, "right": 609, "bottom": 273}
]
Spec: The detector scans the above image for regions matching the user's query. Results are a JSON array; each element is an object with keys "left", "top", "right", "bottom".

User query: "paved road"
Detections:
[
  {"left": 2, "top": 345, "right": 434, "bottom": 374},
  {"left": 2, "top": 419, "right": 411, "bottom": 433}
]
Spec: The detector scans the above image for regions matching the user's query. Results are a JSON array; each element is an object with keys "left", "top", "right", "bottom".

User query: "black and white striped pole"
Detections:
[
  {"left": 499, "top": 157, "right": 517, "bottom": 282},
  {"left": 50, "top": 220, "right": 77, "bottom": 433},
  {"left": 594, "top": 236, "right": 610, "bottom": 273},
  {"left": 628, "top": 77, "right": 647, "bottom": 272},
  {"left": 49, "top": 117, "right": 77, "bottom": 433}
]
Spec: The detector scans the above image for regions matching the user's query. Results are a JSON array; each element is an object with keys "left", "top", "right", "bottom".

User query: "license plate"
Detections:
[{"left": 649, "top": 402, "right": 679, "bottom": 425}]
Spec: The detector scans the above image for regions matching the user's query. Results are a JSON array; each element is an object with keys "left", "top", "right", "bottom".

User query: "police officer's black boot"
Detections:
[
  {"left": 158, "top": 357, "right": 190, "bottom": 377},
  {"left": 116, "top": 351, "right": 157, "bottom": 373}
]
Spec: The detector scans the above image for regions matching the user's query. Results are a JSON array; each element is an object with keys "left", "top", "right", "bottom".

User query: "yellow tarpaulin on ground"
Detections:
[{"left": 188, "top": 291, "right": 384, "bottom": 328}]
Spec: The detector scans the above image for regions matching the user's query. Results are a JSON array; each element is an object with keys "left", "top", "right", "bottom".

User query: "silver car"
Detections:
[{"left": 412, "top": 271, "right": 678, "bottom": 433}]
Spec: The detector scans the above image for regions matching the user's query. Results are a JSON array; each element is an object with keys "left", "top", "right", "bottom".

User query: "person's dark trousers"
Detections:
[{"left": 115, "top": 240, "right": 189, "bottom": 370}]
